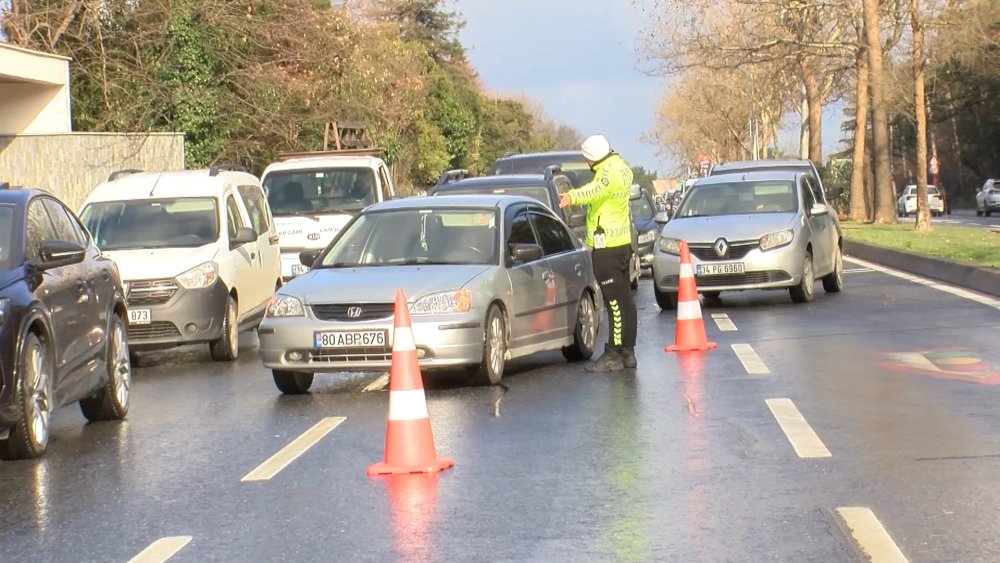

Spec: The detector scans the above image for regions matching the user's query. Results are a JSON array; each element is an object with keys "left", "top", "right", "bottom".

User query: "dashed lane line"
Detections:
[
  {"left": 127, "top": 536, "right": 192, "bottom": 563},
  {"left": 845, "top": 257, "right": 1000, "bottom": 310},
  {"left": 835, "top": 507, "right": 909, "bottom": 562},
  {"left": 842, "top": 267, "right": 874, "bottom": 274},
  {"left": 362, "top": 372, "right": 390, "bottom": 392},
  {"left": 732, "top": 343, "right": 770, "bottom": 374},
  {"left": 242, "top": 417, "right": 346, "bottom": 482},
  {"left": 710, "top": 313, "right": 738, "bottom": 331},
  {"left": 765, "top": 398, "right": 832, "bottom": 458}
]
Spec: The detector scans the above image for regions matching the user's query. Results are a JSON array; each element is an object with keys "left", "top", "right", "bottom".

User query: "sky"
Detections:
[{"left": 453, "top": 0, "right": 847, "bottom": 176}]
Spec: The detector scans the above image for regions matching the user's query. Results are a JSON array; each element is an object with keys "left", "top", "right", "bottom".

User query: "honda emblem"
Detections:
[{"left": 346, "top": 306, "right": 363, "bottom": 319}]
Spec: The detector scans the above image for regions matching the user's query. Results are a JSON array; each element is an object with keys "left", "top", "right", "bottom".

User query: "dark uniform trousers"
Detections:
[{"left": 592, "top": 244, "right": 637, "bottom": 349}]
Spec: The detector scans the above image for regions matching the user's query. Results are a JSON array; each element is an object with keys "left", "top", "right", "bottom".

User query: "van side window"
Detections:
[
  {"left": 238, "top": 185, "right": 270, "bottom": 234},
  {"left": 226, "top": 195, "right": 244, "bottom": 238},
  {"left": 378, "top": 167, "right": 392, "bottom": 201}
]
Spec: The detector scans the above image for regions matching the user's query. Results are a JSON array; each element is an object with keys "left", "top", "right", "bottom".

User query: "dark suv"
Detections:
[
  {"left": 490, "top": 151, "right": 595, "bottom": 188},
  {"left": 0, "top": 183, "right": 131, "bottom": 459}
]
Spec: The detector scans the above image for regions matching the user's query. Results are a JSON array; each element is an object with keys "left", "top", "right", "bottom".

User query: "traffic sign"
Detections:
[{"left": 929, "top": 156, "right": 939, "bottom": 175}]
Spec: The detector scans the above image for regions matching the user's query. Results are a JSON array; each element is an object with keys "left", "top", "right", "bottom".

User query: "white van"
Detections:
[
  {"left": 79, "top": 165, "right": 281, "bottom": 361},
  {"left": 260, "top": 149, "right": 396, "bottom": 279}
]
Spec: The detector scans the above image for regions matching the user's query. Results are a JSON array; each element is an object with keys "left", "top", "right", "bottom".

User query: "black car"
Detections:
[
  {"left": 490, "top": 151, "right": 595, "bottom": 189},
  {"left": 630, "top": 186, "right": 659, "bottom": 269},
  {"left": 0, "top": 183, "right": 131, "bottom": 459}
]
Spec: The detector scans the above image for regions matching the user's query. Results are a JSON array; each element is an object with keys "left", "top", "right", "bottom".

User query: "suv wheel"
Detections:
[
  {"left": 210, "top": 295, "right": 239, "bottom": 361},
  {"left": 1, "top": 333, "right": 53, "bottom": 459},
  {"left": 80, "top": 314, "right": 131, "bottom": 421}
]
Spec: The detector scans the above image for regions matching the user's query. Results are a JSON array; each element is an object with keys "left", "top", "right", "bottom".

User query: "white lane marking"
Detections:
[
  {"left": 388, "top": 389, "right": 430, "bottom": 421},
  {"left": 242, "top": 417, "right": 346, "bottom": 482},
  {"left": 732, "top": 343, "right": 769, "bottom": 374},
  {"left": 842, "top": 267, "right": 873, "bottom": 274},
  {"left": 835, "top": 507, "right": 909, "bottom": 562},
  {"left": 127, "top": 536, "right": 192, "bottom": 563},
  {"left": 711, "top": 313, "right": 737, "bottom": 331},
  {"left": 765, "top": 398, "right": 831, "bottom": 458},
  {"left": 363, "top": 372, "right": 390, "bottom": 392},
  {"left": 845, "top": 257, "right": 1000, "bottom": 310}
]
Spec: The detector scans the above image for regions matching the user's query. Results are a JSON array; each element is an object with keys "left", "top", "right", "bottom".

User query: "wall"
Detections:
[{"left": 0, "top": 133, "right": 186, "bottom": 210}]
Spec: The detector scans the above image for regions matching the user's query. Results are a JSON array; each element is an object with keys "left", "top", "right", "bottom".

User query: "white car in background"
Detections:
[
  {"left": 976, "top": 179, "right": 1000, "bottom": 217},
  {"left": 896, "top": 185, "right": 945, "bottom": 217},
  {"left": 80, "top": 165, "right": 281, "bottom": 361}
]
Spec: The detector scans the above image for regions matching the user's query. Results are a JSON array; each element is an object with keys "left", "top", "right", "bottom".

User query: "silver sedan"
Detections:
[
  {"left": 652, "top": 171, "right": 843, "bottom": 307},
  {"left": 258, "top": 194, "right": 602, "bottom": 392}
]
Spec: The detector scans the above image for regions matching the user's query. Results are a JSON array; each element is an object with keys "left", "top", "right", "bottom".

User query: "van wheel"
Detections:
[
  {"left": 470, "top": 305, "right": 506, "bottom": 385},
  {"left": 273, "top": 370, "right": 313, "bottom": 394},
  {"left": 80, "top": 314, "right": 131, "bottom": 422},
  {"left": 1, "top": 333, "right": 53, "bottom": 459},
  {"left": 210, "top": 295, "right": 239, "bottom": 361}
]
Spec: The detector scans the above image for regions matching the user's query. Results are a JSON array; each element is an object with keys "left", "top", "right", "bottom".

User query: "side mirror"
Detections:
[
  {"left": 509, "top": 243, "right": 543, "bottom": 264},
  {"left": 629, "top": 184, "right": 642, "bottom": 200},
  {"left": 230, "top": 227, "right": 256, "bottom": 247},
  {"left": 810, "top": 203, "right": 829, "bottom": 216},
  {"left": 299, "top": 249, "right": 319, "bottom": 267},
  {"left": 654, "top": 211, "right": 671, "bottom": 225},
  {"left": 36, "top": 240, "right": 86, "bottom": 269}
]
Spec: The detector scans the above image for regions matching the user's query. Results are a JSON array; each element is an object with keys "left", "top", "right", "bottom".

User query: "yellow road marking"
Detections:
[
  {"left": 765, "top": 398, "right": 831, "bottom": 458},
  {"left": 835, "top": 507, "right": 909, "bottom": 562},
  {"left": 711, "top": 313, "right": 738, "bottom": 331},
  {"left": 127, "top": 536, "right": 192, "bottom": 563},
  {"left": 242, "top": 417, "right": 346, "bottom": 482},
  {"left": 732, "top": 343, "right": 770, "bottom": 374}
]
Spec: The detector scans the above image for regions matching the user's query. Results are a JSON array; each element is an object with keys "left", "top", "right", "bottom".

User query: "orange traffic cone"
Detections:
[
  {"left": 368, "top": 289, "right": 455, "bottom": 476},
  {"left": 666, "top": 241, "right": 718, "bottom": 352}
]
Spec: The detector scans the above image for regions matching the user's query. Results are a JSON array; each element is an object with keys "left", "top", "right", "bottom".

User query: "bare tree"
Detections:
[
  {"left": 862, "top": 0, "right": 897, "bottom": 223},
  {"left": 849, "top": 18, "right": 871, "bottom": 221},
  {"left": 911, "top": 0, "right": 931, "bottom": 231}
]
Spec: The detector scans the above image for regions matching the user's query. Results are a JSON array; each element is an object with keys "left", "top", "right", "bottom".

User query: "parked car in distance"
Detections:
[
  {"left": 896, "top": 184, "right": 945, "bottom": 217},
  {"left": 710, "top": 159, "right": 844, "bottom": 202},
  {"left": 976, "top": 179, "right": 1000, "bottom": 217},
  {"left": 0, "top": 183, "right": 131, "bottom": 459},
  {"left": 79, "top": 166, "right": 281, "bottom": 361},
  {"left": 258, "top": 195, "right": 602, "bottom": 392},
  {"left": 652, "top": 171, "right": 843, "bottom": 308},
  {"left": 630, "top": 185, "right": 659, "bottom": 270}
]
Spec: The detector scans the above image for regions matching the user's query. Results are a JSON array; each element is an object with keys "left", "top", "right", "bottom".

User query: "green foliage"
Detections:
[{"left": 631, "top": 166, "right": 658, "bottom": 190}]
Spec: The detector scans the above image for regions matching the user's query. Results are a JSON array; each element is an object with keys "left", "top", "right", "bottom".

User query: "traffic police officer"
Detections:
[{"left": 559, "top": 134, "right": 637, "bottom": 372}]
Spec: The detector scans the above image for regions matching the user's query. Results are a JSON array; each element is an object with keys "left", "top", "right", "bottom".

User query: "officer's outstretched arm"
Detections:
[{"left": 568, "top": 166, "right": 612, "bottom": 206}]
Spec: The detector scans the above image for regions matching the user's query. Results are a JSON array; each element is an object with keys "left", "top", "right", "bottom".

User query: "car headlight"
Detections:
[
  {"left": 266, "top": 294, "right": 305, "bottom": 317},
  {"left": 759, "top": 229, "right": 794, "bottom": 251},
  {"left": 176, "top": 262, "right": 219, "bottom": 289},
  {"left": 658, "top": 237, "right": 682, "bottom": 255},
  {"left": 0, "top": 298, "right": 8, "bottom": 326},
  {"left": 638, "top": 229, "right": 657, "bottom": 244},
  {"left": 411, "top": 289, "right": 472, "bottom": 315}
]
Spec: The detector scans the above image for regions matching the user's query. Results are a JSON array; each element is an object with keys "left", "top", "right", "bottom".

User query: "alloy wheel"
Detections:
[
  {"left": 112, "top": 322, "right": 131, "bottom": 408},
  {"left": 488, "top": 313, "right": 505, "bottom": 377},
  {"left": 25, "top": 338, "right": 52, "bottom": 448},
  {"left": 580, "top": 296, "right": 596, "bottom": 351}
]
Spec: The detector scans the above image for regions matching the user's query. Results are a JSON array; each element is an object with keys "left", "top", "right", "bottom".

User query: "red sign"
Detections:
[
  {"left": 929, "top": 156, "right": 939, "bottom": 175},
  {"left": 697, "top": 153, "right": 710, "bottom": 165}
]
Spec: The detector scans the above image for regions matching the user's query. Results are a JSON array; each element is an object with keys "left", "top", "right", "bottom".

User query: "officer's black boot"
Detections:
[
  {"left": 585, "top": 346, "right": 625, "bottom": 372},
  {"left": 621, "top": 347, "right": 637, "bottom": 369}
]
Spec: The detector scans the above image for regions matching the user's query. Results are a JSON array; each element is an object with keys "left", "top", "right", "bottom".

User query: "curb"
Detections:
[{"left": 843, "top": 239, "right": 1000, "bottom": 298}]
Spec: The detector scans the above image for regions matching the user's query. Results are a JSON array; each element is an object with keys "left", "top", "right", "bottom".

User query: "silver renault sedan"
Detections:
[
  {"left": 258, "top": 195, "right": 601, "bottom": 393},
  {"left": 651, "top": 171, "right": 843, "bottom": 308}
]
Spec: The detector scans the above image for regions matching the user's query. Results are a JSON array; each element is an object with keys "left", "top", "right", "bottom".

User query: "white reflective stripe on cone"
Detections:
[
  {"left": 677, "top": 300, "right": 703, "bottom": 320},
  {"left": 388, "top": 389, "right": 430, "bottom": 421},
  {"left": 680, "top": 263, "right": 695, "bottom": 278},
  {"left": 393, "top": 326, "right": 416, "bottom": 351}
]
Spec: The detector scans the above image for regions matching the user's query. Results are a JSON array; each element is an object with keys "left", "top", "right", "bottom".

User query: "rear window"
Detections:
[
  {"left": 0, "top": 206, "right": 14, "bottom": 269},
  {"left": 80, "top": 198, "right": 220, "bottom": 250}
]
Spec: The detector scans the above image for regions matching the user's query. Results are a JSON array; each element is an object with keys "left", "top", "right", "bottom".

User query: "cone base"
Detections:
[
  {"left": 666, "top": 342, "right": 718, "bottom": 352},
  {"left": 367, "top": 458, "right": 455, "bottom": 476}
]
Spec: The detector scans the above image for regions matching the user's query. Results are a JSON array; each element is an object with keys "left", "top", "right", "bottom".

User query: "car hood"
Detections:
[
  {"left": 286, "top": 264, "right": 494, "bottom": 304},
  {"left": 102, "top": 245, "right": 219, "bottom": 281},
  {"left": 662, "top": 214, "right": 796, "bottom": 243},
  {"left": 0, "top": 267, "right": 23, "bottom": 292}
]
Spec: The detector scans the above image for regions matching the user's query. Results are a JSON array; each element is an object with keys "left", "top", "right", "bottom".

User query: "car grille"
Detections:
[
  {"left": 659, "top": 271, "right": 792, "bottom": 288},
  {"left": 688, "top": 242, "right": 758, "bottom": 261},
  {"left": 310, "top": 347, "right": 393, "bottom": 363},
  {"left": 311, "top": 303, "right": 395, "bottom": 322},
  {"left": 127, "top": 279, "right": 178, "bottom": 306},
  {"left": 127, "top": 321, "right": 181, "bottom": 340}
]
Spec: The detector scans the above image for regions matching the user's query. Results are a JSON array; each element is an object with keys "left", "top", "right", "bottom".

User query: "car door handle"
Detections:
[{"left": 269, "top": 235, "right": 280, "bottom": 245}]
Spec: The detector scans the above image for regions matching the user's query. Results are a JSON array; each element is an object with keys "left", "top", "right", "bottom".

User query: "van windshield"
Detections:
[
  {"left": 80, "top": 198, "right": 219, "bottom": 250},
  {"left": 263, "top": 168, "right": 376, "bottom": 216}
]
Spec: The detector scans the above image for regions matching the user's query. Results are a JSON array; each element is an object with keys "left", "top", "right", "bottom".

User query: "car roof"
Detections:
[
  {"left": 367, "top": 194, "right": 541, "bottom": 212},
  {"left": 711, "top": 159, "right": 814, "bottom": 173},
  {"left": 262, "top": 156, "right": 383, "bottom": 175},
  {"left": 0, "top": 186, "right": 41, "bottom": 205},
  {"left": 493, "top": 151, "right": 585, "bottom": 162},
  {"left": 696, "top": 170, "right": 803, "bottom": 184},
  {"left": 84, "top": 169, "right": 260, "bottom": 204},
  {"left": 434, "top": 175, "right": 549, "bottom": 191}
]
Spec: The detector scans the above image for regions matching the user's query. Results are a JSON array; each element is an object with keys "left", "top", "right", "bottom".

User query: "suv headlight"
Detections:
[
  {"left": 176, "top": 262, "right": 219, "bottom": 289},
  {"left": 411, "top": 289, "right": 472, "bottom": 315},
  {"left": 638, "top": 229, "right": 657, "bottom": 244},
  {"left": 266, "top": 294, "right": 305, "bottom": 317},
  {"left": 759, "top": 229, "right": 794, "bottom": 251},
  {"left": 658, "top": 237, "right": 682, "bottom": 255}
]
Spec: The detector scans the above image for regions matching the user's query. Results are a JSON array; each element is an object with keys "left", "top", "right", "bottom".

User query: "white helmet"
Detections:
[{"left": 581, "top": 135, "right": 611, "bottom": 162}]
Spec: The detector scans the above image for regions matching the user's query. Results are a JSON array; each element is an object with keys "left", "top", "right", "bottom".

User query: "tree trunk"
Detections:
[
  {"left": 863, "top": 0, "right": 896, "bottom": 224},
  {"left": 799, "top": 83, "right": 810, "bottom": 160},
  {"left": 944, "top": 86, "right": 965, "bottom": 194},
  {"left": 802, "top": 66, "right": 824, "bottom": 166},
  {"left": 850, "top": 40, "right": 871, "bottom": 222},
  {"left": 912, "top": 0, "right": 930, "bottom": 231}
]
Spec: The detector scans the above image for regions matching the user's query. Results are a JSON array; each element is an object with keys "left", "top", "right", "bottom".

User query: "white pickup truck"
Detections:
[{"left": 260, "top": 149, "right": 396, "bottom": 280}]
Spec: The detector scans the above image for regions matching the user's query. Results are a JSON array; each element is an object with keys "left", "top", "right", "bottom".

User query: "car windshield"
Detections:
[
  {"left": 676, "top": 180, "right": 798, "bottom": 217},
  {"left": 630, "top": 193, "right": 655, "bottom": 221},
  {"left": 436, "top": 185, "right": 553, "bottom": 208},
  {"left": 80, "top": 198, "right": 219, "bottom": 250},
  {"left": 907, "top": 187, "right": 940, "bottom": 195},
  {"left": 0, "top": 206, "right": 14, "bottom": 269},
  {"left": 320, "top": 207, "right": 499, "bottom": 267},
  {"left": 263, "top": 168, "right": 375, "bottom": 216},
  {"left": 492, "top": 157, "right": 594, "bottom": 188}
]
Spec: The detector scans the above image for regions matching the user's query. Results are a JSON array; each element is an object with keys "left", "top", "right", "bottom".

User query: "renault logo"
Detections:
[
  {"left": 307, "top": 233, "right": 321, "bottom": 241},
  {"left": 714, "top": 238, "right": 728, "bottom": 257},
  {"left": 346, "top": 306, "right": 364, "bottom": 319}
]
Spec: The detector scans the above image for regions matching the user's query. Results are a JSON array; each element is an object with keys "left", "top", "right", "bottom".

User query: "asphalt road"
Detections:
[
  {"left": 1, "top": 259, "right": 998, "bottom": 562},
  {"left": 911, "top": 208, "right": 1000, "bottom": 230}
]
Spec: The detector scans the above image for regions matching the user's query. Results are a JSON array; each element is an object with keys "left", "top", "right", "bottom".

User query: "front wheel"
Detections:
[
  {"left": 273, "top": 370, "right": 313, "bottom": 394},
  {"left": 790, "top": 251, "right": 816, "bottom": 303},
  {"left": 470, "top": 305, "right": 506, "bottom": 385},
  {"left": 562, "top": 292, "right": 597, "bottom": 362},
  {"left": 80, "top": 314, "right": 131, "bottom": 422},
  {"left": 1, "top": 333, "right": 53, "bottom": 459},
  {"left": 210, "top": 294, "right": 239, "bottom": 361},
  {"left": 822, "top": 246, "right": 844, "bottom": 293},
  {"left": 653, "top": 283, "right": 677, "bottom": 310}
]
